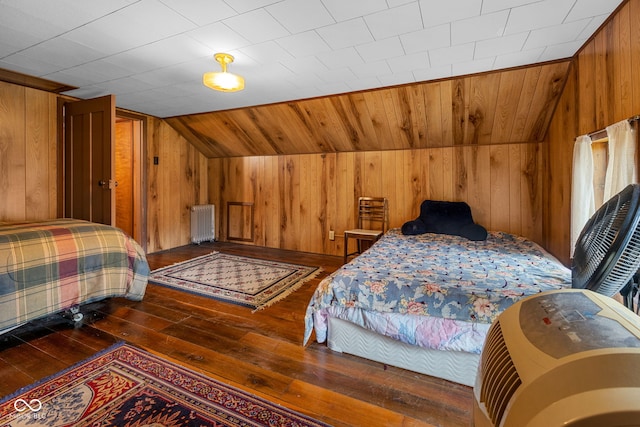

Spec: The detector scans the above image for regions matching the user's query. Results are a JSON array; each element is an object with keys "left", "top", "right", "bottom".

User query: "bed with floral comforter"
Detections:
[
  {"left": 304, "top": 228, "right": 571, "bottom": 354},
  {"left": 0, "top": 219, "right": 149, "bottom": 333}
]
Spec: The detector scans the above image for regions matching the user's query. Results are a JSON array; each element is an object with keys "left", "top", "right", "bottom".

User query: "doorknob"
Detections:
[{"left": 98, "top": 180, "right": 118, "bottom": 189}]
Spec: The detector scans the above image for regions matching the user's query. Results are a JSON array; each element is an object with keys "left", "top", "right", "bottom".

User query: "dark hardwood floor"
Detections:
[{"left": 0, "top": 242, "right": 473, "bottom": 427}]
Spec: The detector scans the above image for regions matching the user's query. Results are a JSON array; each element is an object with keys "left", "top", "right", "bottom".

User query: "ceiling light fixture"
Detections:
[{"left": 203, "top": 53, "right": 245, "bottom": 92}]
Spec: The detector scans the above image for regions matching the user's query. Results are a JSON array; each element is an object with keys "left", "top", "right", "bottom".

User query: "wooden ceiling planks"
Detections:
[{"left": 164, "top": 60, "right": 571, "bottom": 158}]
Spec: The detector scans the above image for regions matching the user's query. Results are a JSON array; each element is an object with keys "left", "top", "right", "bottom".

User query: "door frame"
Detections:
[{"left": 115, "top": 109, "right": 148, "bottom": 251}]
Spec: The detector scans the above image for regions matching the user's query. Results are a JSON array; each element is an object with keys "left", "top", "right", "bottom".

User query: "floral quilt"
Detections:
[{"left": 304, "top": 228, "right": 571, "bottom": 352}]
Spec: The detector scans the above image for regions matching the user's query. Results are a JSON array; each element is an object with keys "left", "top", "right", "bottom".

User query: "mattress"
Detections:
[{"left": 305, "top": 228, "right": 571, "bottom": 351}]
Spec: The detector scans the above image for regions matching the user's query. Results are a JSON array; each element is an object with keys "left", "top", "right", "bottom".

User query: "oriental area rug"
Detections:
[
  {"left": 149, "top": 252, "right": 321, "bottom": 312},
  {"left": 0, "top": 342, "right": 330, "bottom": 427}
]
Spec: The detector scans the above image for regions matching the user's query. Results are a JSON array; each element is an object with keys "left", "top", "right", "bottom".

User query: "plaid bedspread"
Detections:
[{"left": 0, "top": 219, "right": 149, "bottom": 332}]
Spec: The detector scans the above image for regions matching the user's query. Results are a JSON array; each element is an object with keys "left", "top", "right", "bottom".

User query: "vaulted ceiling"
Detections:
[{"left": 166, "top": 60, "right": 570, "bottom": 157}]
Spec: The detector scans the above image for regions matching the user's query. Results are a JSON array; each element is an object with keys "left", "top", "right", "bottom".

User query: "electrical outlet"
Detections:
[{"left": 329, "top": 230, "right": 335, "bottom": 240}]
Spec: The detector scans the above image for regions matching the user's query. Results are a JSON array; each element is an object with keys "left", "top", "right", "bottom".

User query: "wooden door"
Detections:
[{"left": 64, "top": 95, "right": 115, "bottom": 225}]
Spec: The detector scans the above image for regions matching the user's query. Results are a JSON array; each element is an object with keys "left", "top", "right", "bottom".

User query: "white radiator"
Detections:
[{"left": 190, "top": 204, "right": 215, "bottom": 244}]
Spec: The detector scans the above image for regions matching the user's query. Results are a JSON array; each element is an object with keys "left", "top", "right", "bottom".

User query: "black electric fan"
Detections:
[{"left": 572, "top": 184, "right": 640, "bottom": 311}]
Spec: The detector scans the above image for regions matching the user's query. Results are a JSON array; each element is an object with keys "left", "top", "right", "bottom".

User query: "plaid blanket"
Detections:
[{"left": 0, "top": 219, "right": 149, "bottom": 332}]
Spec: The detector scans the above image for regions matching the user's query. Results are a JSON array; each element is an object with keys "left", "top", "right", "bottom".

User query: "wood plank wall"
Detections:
[
  {"left": 146, "top": 117, "right": 209, "bottom": 253},
  {"left": 0, "top": 79, "right": 209, "bottom": 254},
  {"left": 0, "top": 81, "right": 57, "bottom": 221},
  {"left": 167, "top": 62, "right": 569, "bottom": 159},
  {"left": 209, "top": 143, "right": 543, "bottom": 256},
  {"left": 544, "top": 0, "right": 640, "bottom": 266}
]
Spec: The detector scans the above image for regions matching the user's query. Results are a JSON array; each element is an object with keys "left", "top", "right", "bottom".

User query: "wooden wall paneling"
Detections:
[
  {"left": 451, "top": 78, "right": 468, "bottom": 146},
  {"left": 491, "top": 69, "right": 526, "bottom": 143},
  {"left": 441, "top": 147, "right": 455, "bottom": 202},
  {"left": 427, "top": 148, "right": 445, "bottom": 202},
  {"left": 521, "top": 143, "right": 543, "bottom": 243},
  {"left": 545, "top": 66, "right": 577, "bottom": 265},
  {"left": 544, "top": 0, "right": 640, "bottom": 265},
  {"left": 180, "top": 141, "right": 196, "bottom": 243},
  {"left": 25, "top": 88, "right": 52, "bottom": 219},
  {"left": 288, "top": 102, "right": 334, "bottom": 153},
  {"left": 397, "top": 85, "right": 427, "bottom": 148},
  {"left": 0, "top": 83, "right": 26, "bottom": 220},
  {"left": 610, "top": 7, "right": 638, "bottom": 121},
  {"left": 198, "top": 146, "right": 208, "bottom": 204},
  {"left": 201, "top": 112, "right": 255, "bottom": 157},
  {"left": 511, "top": 66, "right": 542, "bottom": 142},
  {"left": 233, "top": 110, "right": 284, "bottom": 156},
  {"left": 220, "top": 158, "right": 231, "bottom": 242},
  {"left": 363, "top": 90, "right": 395, "bottom": 150},
  {"left": 248, "top": 156, "right": 259, "bottom": 243},
  {"left": 319, "top": 153, "right": 335, "bottom": 254},
  {"left": 349, "top": 93, "right": 383, "bottom": 151},
  {"left": 280, "top": 155, "right": 301, "bottom": 250},
  {"left": 221, "top": 157, "right": 237, "bottom": 243},
  {"left": 146, "top": 118, "right": 161, "bottom": 251},
  {"left": 577, "top": 43, "right": 597, "bottom": 134},
  {"left": 253, "top": 156, "right": 265, "bottom": 247},
  {"left": 48, "top": 94, "right": 58, "bottom": 218},
  {"left": 489, "top": 144, "right": 511, "bottom": 232},
  {"left": 453, "top": 146, "right": 468, "bottom": 202},
  {"left": 161, "top": 123, "right": 181, "bottom": 249},
  {"left": 268, "top": 155, "right": 282, "bottom": 248},
  {"left": 330, "top": 95, "right": 371, "bottom": 152},
  {"left": 362, "top": 151, "right": 383, "bottom": 199},
  {"left": 164, "top": 116, "right": 224, "bottom": 158},
  {"left": 335, "top": 151, "right": 355, "bottom": 254},
  {"left": 381, "top": 150, "right": 405, "bottom": 228},
  {"left": 208, "top": 157, "right": 223, "bottom": 241},
  {"left": 379, "top": 87, "right": 407, "bottom": 150},
  {"left": 632, "top": 0, "right": 640, "bottom": 113},
  {"left": 311, "top": 98, "right": 350, "bottom": 152},
  {"left": 255, "top": 105, "right": 313, "bottom": 154},
  {"left": 508, "top": 144, "right": 523, "bottom": 236},
  {"left": 594, "top": 27, "right": 611, "bottom": 130},
  {"left": 209, "top": 142, "right": 549, "bottom": 255},
  {"left": 467, "top": 73, "right": 500, "bottom": 145},
  {"left": 465, "top": 145, "right": 491, "bottom": 228},
  {"left": 145, "top": 118, "right": 209, "bottom": 253},
  {"left": 402, "top": 149, "right": 424, "bottom": 218},
  {"left": 298, "top": 154, "right": 313, "bottom": 253},
  {"left": 525, "top": 63, "right": 568, "bottom": 142},
  {"left": 438, "top": 81, "right": 454, "bottom": 148},
  {"left": 310, "top": 154, "right": 324, "bottom": 254},
  {"left": 423, "top": 83, "right": 445, "bottom": 148}
]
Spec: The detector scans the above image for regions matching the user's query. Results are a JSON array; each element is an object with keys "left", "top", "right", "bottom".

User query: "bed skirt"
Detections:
[{"left": 327, "top": 317, "right": 479, "bottom": 387}]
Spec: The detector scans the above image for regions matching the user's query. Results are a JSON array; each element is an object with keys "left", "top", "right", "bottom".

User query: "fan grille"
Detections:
[
  {"left": 478, "top": 321, "right": 521, "bottom": 425},
  {"left": 572, "top": 184, "right": 640, "bottom": 296}
]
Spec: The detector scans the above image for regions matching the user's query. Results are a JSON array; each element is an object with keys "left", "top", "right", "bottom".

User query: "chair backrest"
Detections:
[{"left": 357, "top": 197, "right": 389, "bottom": 232}]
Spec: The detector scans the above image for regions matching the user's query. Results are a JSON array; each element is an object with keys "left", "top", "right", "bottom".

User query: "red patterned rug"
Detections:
[
  {"left": 149, "top": 252, "right": 321, "bottom": 312},
  {"left": 0, "top": 342, "right": 330, "bottom": 426}
]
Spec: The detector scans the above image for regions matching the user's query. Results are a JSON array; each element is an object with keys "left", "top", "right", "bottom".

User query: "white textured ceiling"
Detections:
[{"left": 0, "top": 0, "right": 622, "bottom": 118}]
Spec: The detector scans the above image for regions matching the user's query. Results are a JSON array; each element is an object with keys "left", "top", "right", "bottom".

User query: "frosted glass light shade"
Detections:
[
  {"left": 203, "top": 71, "right": 244, "bottom": 92},
  {"left": 203, "top": 53, "right": 244, "bottom": 92}
]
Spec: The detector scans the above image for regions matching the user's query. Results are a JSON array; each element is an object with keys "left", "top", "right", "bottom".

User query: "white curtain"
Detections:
[
  {"left": 571, "top": 135, "right": 595, "bottom": 256},
  {"left": 603, "top": 120, "right": 638, "bottom": 201}
]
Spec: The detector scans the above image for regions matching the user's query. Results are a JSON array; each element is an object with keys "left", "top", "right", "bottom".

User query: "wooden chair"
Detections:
[{"left": 343, "top": 197, "right": 389, "bottom": 264}]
